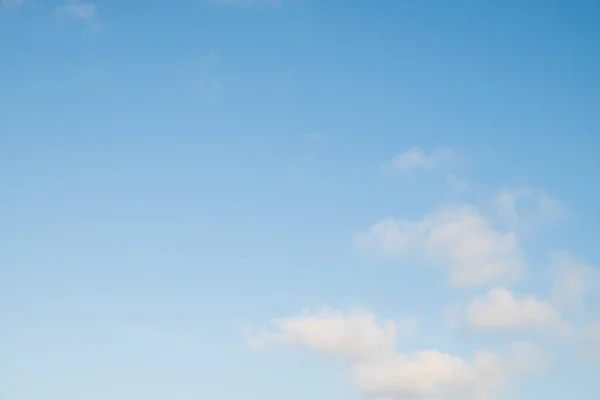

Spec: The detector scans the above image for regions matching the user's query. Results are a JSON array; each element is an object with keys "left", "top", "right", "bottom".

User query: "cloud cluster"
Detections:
[
  {"left": 251, "top": 308, "right": 548, "bottom": 400},
  {"left": 249, "top": 146, "right": 599, "bottom": 400}
]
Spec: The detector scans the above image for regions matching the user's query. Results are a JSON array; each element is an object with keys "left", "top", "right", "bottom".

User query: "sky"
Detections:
[{"left": 1, "top": 0, "right": 600, "bottom": 399}]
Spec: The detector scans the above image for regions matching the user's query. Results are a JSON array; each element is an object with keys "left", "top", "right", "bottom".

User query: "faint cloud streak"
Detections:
[
  {"left": 55, "top": 0, "right": 100, "bottom": 32},
  {"left": 203, "top": 0, "right": 281, "bottom": 6}
]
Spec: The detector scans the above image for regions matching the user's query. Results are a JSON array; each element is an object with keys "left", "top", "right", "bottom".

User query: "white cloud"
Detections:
[
  {"left": 356, "top": 205, "right": 525, "bottom": 288},
  {"left": 384, "top": 147, "right": 457, "bottom": 173},
  {"left": 350, "top": 342, "right": 548, "bottom": 400},
  {"left": 466, "top": 288, "right": 572, "bottom": 336},
  {"left": 251, "top": 307, "right": 549, "bottom": 400},
  {"left": 493, "top": 188, "right": 563, "bottom": 230},
  {"left": 549, "top": 251, "right": 599, "bottom": 311},
  {"left": 249, "top": 307, "right": 411, "bottom": 360}
]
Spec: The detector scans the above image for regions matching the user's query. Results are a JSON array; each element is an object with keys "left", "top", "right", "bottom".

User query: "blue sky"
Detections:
[{"left": 2, "top": 0, "right": 600, "bottom": 399}]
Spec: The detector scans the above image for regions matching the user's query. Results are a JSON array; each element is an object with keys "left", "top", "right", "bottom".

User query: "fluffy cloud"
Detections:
[
  {"left": 251, "top": 307, "right": 549, "bottom": 400},
  {"left": 350, "top": 342, "right": 548, "bottom": 400},
  {"left": 384, "top": 147, "right": 457, "bottom": 173},
  {"left": 549, "top": 251, "right": 599, "bottom": 311},
  {"left": 248, "top": 145, "right": 596, "bottom": 398},
  {"left": 466, "top": 288, "right": 572, "bottom": 336},
  {"left": 250, "top": 307, "right": 407, "bottom": 360},
  {"left": 356, "top": 205, "right": 525, "bottom": 287}
]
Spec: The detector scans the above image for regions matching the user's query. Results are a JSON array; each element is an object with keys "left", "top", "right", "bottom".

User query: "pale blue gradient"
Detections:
[{"left": 1, "top": 1, "right": 600, "bottom": 399}]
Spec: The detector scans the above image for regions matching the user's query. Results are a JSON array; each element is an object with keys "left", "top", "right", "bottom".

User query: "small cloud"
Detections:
[
  {"left": 383, "top": 147, "right": 457, "bottom": 174},
  {"left": 1, "top": 0, "right": 25, "bottom": 7},
  {"left": 356, "top": 205, "right": 525, "bottom": 288},
  {"left": 202, "top": 0, "right": 281, "bottom": 6},
  {"left": 57, "top": 0, "right": 95, "bottom": 19},
  {"left": 493, "top": 188, "right": 565, "bottom": 231},
  {"left": 465, "top": 288, "right": 572, "bottom": 337},
  {"left": 55, "top": 0, "right": 100, "bottom": 32},
  {"left": 247, "top": 307, "right": 403, "bottom": 360}
]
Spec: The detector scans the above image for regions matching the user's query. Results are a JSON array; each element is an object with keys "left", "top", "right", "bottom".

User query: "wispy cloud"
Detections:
[
  {"left": 384, "top": 147, "right": 467, "bottom": 192},
  {"left": 580, "top": 323, "right": 600, "bottom": 361},
  {"left": 202, "top": 0, "right": 281, "bottom": 6},
  {"left": 1, "top": 0, "right": 25, "bottom": 7},
  {"left": 493, "top": 187, "right": 565, "bottom": 231},
  {"left": 55, "top": 0, "right": 100, "bottom": 32},
  {"left": 446, "top": 173, "right": 468, "bottom": 193},
  {"left": 384, "top": 147, "right": 458, "bottom": 173}
]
